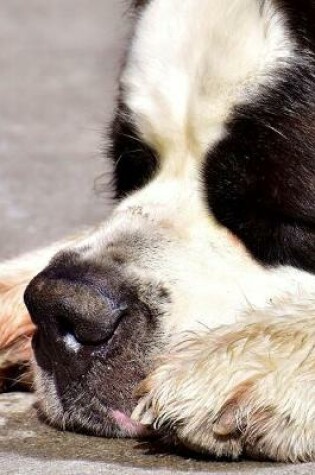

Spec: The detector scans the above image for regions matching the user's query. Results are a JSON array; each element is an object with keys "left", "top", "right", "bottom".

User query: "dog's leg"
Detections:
[
  {"left": 0, "top": 229, "right": 94, "bottom": 391},
  {"left": 133, "top": 301, "right": 315, "bottom": 462}
]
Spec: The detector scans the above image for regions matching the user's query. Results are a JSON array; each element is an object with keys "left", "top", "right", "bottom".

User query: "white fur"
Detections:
[{"left": 133, "top": 314, "right": 315, "bottom": 462}]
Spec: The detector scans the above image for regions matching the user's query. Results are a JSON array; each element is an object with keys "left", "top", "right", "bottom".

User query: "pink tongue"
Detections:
[{"left": 111, "top": 410, "right": 150, "bottom": 437}]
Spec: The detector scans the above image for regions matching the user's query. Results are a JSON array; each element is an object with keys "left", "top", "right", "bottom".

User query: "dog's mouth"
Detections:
[
  {"left": 34, "top": 386, "right": 151, "bottom": 438},
  {"left": 32, "top": 328, "right": 155, "bottom": 437}
]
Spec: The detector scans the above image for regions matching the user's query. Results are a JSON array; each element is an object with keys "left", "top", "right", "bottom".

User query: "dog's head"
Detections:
[
  {"left": 25, "top": 182, "right": 246, "bottom": 436},
  {"left": 24, "top": 0, "right": 315, "bottom": 438}
]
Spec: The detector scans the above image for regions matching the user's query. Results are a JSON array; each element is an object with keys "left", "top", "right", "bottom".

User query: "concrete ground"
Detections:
[
  {"left": 0, "top": 1, "right": 313, "bottom": 474},
  {"left": 1, "top": 393, "right": 312, "bottom": 475}
]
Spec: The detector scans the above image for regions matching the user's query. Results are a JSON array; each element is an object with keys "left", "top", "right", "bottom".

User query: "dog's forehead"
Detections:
[{"left": 122, "top": 0, "right": 293, "bottom": 163}]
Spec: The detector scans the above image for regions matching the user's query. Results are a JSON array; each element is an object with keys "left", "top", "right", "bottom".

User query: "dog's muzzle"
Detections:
[{"left": 22, "top": 250, "right": 158, "bottom": 438}]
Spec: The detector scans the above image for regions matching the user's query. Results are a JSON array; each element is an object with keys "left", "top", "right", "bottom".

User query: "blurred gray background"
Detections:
[{"left": 0, "top": 0, "right": 128, "bottom": 260}]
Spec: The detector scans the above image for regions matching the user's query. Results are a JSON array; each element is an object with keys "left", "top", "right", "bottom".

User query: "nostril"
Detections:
[
  {"left": 61, "top": 305, "right": 128, "bottom": 346},
  {"left": 56, "top": 314, "right": 76, "bottom": 338}
]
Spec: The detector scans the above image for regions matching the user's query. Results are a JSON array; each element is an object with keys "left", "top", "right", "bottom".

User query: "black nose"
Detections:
[{"left": 24, "top": 256, "right": 128, "bottom": 348}]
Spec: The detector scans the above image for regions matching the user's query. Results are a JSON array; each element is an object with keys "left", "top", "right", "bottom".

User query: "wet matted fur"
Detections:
[{"left": 0, "top": 0, "right": 315, "bottom": 463}]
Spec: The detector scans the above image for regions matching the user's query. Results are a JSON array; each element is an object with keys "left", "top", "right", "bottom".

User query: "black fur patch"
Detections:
[
  {"left": 204, "top": 1, "right": 315, "bottom": 273},
  {"left": 109, "top": 100, "right": 159, "bottom": 199},
  {"left": 276, "top": 0, "right": 315, "bottom": 46}
]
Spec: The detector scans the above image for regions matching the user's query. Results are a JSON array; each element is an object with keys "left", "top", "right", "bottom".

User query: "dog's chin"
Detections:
[
  {"left": 34, "top": 372, "right": 150, "bottom": 438},
  {"left": 40, "top": 402, "right": 149, "bottom": 438}
]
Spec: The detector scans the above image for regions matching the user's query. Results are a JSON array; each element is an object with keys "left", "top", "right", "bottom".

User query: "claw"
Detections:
[
  {"left": 131, "top": 395, "right": 155, "bottom": 426},
  {"left": 213, "top": 405, "right": 243, "bottom": 437}
]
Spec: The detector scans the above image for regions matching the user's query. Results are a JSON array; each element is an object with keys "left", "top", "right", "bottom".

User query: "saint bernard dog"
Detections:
[{"left": 0, "top": 0, "right": 314, "bottom": 463}]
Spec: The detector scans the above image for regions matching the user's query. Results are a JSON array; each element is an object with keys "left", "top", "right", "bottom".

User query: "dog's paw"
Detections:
[{"left": 132, "top": 319, "right": 315, "bottom": 462}]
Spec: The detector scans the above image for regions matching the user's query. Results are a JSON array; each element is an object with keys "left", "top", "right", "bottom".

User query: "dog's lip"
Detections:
[{"left": 110, "top": 409, "right": 152, "bottom": 437}]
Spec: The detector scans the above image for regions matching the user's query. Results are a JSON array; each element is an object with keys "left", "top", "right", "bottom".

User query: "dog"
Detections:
[{"left": 0, "top": 0, "right": 314, "bottom": 463}]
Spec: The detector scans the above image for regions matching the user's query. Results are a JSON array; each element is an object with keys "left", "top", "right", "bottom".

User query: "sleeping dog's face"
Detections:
[
  {"left": 24, "top": 0, "right": 315, "bottom": 437},
  {"left": 26, "top": 179, "right": 254, "bottom": 436}
]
